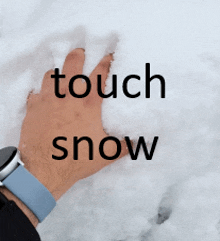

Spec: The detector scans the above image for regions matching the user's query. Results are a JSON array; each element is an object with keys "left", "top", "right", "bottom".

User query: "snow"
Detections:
[{"left": 1, "top": 0, "right": 220, "bottom": 240}]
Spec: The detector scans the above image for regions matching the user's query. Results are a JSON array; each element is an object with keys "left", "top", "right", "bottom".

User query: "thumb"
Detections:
[
  {"left": 102, "top": 137, "right": 131, "bottom": 164},
  {"left": 118, "top": 138, "right": 131, "bottom": 160}
]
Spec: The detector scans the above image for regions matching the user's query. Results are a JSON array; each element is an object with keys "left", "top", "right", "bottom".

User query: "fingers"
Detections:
[
  {"left": 62, "top": 48, "right": 85, "bottom": 96},
  {"left": 40, "top": 69, "right": 55, "bottom": 97},
  {"left": 62, "top": 48, "right": 85, "bottom": 78},
  {"left": 27, "top": 69, "right": 54, "bottom": 109},
  {"left": 119, "top": 139, "right": 130, "bottom": 160},
  {"left": 101, "top": 138, "right": 130, "bottom": 165},
  {"left": 26, "top": 91, "right": 40, "bottom": 109},
  {"left": 40, "top": 48, "right": 85, "bottom": 99},
  {"left": 87, "top": 54, "right": 113, "bottom": 105},
  {"left": 38, "top": 49, "right": 113, "bottom": 105}
]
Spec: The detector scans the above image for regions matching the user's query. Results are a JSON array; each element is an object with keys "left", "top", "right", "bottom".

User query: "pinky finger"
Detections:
[{"left": 26, "top": 91, "right": 40, "bottom": 109}]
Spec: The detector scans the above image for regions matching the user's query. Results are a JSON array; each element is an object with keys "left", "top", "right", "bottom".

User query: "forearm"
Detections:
[
  {"left": 0, "top": 159, "right": 79, "bottom": 228},
  {"left": 0, "top": 186, "right": 39, "bottom": 227}
]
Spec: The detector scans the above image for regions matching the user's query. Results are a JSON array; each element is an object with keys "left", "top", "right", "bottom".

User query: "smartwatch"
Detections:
[{"left": 0, "top": 146, "right": 56, "bottom": 222}]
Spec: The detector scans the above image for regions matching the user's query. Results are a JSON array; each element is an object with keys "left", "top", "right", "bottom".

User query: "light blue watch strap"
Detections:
[{"left": 2, "top": 165, "right": 56, "bottom": 222}]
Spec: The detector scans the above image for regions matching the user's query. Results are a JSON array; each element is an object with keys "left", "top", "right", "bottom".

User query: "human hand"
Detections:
[{"left": 18, "top": 48, "right": 128, "bottom": 203}]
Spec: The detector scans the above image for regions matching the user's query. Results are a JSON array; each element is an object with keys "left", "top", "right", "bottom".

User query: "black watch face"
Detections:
[{"left": 0, "top": 147, "right": 17, "bottom": 172}]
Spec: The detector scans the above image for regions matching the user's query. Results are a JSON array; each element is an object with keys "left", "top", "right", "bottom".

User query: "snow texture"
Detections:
[{"left": 1, "top": 0, "right": 220, "bottom": 240}]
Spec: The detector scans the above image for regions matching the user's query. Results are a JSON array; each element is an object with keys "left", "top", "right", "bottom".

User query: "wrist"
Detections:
[
  {"left": 20, "top": 150, "right": 79, "bottom": 202},
  {"left": 0, "top": 146, "right": 57, "bottom": 225}
]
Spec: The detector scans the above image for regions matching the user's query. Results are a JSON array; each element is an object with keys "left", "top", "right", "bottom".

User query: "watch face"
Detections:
[{"left": 0, "top": 147, "right": 17, "bottom": 172}]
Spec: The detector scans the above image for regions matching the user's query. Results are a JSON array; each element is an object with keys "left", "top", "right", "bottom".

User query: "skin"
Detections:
[{"left": 0, "top": 49, "right": 129, "bottom": 227}]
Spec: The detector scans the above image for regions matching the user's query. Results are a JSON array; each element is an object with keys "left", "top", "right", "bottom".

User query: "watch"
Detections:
[{"left": 0, "top": 146, "right": 56, "bottom": 222}]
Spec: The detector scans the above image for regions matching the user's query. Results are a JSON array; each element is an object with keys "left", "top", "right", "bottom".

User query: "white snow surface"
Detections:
[{"left": 1, "top": 0, "right": 220, "bottom": 240}]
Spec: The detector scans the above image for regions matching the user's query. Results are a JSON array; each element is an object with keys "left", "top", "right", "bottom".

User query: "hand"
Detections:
[{"left": 6, "top": 49, "right": 128, "bottom": 225}]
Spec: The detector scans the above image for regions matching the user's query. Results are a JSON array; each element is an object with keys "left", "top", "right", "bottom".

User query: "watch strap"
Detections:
[{"left": 2, "top": 165, "right": 56, "bottom": 222}]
